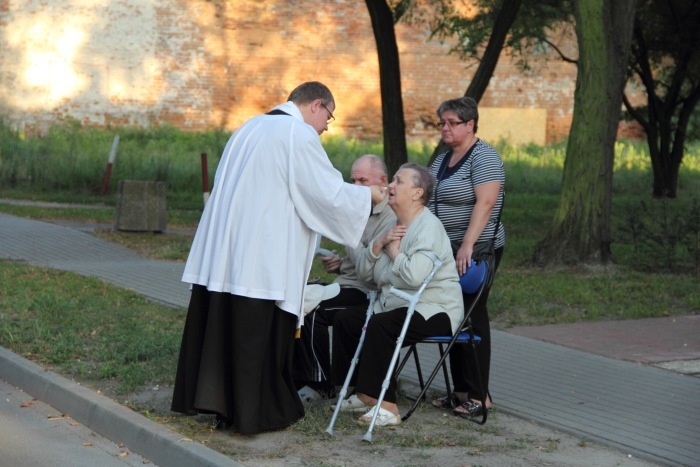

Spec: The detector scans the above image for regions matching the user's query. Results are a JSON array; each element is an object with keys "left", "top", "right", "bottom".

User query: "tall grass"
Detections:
[
  {"left": 3, "top": 120, "right": 699, "bottom": 203},
  {"left": 0, "top": 120, "right": 230, "bottom": 208},
  {"left": 2, "top": 119, "right": 700, "bottom": 274}
]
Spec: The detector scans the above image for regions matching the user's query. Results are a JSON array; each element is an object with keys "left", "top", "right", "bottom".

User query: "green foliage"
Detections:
[
  {"left": 0, "top": 123, "right": 700, "bottom": 274},
  {"left": 490, "top": 268, "right": 699, "bottom": 327},
  {"left": 616, "top": 197, "right": 700, "bottom": 275},
  {"left": 2, "top": 121, "right": 700, "bottom": 274},
  {"left": 407, "top": 0, "right": 574, "bottom": 68},
  {"left": 0, "top": 120, "right": 229, "bottom": 204},
  {"left": 3, "top": 121, "right": 699, "bottom": 201}
]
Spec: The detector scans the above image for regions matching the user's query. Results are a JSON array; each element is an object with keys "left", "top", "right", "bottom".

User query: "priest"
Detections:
[{"left": 170, "top": 81, "right": 385, "bottom": 434}]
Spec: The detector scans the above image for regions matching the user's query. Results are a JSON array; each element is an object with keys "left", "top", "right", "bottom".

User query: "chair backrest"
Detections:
[{"left": 459, "top": 260, "right": 487, "bottom": 294}]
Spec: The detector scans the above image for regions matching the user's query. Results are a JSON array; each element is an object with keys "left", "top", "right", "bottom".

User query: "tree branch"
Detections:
[{"left": 542, "top": 38, "right": 577, "bottom": 64}]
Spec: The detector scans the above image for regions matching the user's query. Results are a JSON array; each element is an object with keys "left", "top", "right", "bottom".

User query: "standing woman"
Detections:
[{"left": 428, "top": 96, "right": 505, "bottom": 418}]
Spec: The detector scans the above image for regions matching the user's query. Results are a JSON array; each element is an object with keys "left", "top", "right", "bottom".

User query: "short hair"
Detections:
[
  {"left": 399, "top": 162, "right": 435, "bottom": 205},
  {"left": 352, "top": 154, "right": 388, "bottom": 177},
  {"left": 436, "top": 96, "right": 479, "bottom": 133},
  {"left": 287, "top": 82, "right": 335, "bottom": 108}
]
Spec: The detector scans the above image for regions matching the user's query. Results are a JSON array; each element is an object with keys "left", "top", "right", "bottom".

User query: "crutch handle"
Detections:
[{"left": 388, "top": 287, "right": 412, "bottom": 302}]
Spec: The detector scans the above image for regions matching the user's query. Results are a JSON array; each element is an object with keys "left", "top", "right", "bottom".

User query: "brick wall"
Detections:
[{"left": 0, "top": 0, "right": 639, "bottom": 144}]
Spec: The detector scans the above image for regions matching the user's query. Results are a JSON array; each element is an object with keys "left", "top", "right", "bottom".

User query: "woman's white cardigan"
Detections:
[{"left": 356, "top": 208, "right": 464, "bottom": 334}]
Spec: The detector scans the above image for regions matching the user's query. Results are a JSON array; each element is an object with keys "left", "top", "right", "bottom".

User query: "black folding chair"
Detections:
[{"left": 395, "top": 259, "right": 490, "bottom": 424}]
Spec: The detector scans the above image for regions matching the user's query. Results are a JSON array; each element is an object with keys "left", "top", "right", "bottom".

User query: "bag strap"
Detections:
[
  {"left": 432, "top": 151, "right": 451, "bottom": 219},
  {"left": 433, "top": 146, "right": 504, "bottom": 245},
  {"left": 490, "top": 191, "right": 504, "bottom": 244},
  {"left": 433, "top": 144, "right": 476, "bottom": 219}
]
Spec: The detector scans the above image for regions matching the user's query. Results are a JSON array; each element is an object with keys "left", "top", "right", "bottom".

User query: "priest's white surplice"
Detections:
[{"left": 182, "top": 101, "right": 370, "bottom": 320}]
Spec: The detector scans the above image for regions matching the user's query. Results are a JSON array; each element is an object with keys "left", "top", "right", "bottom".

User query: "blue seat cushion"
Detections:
[{"left": 420, "top": 332, "right": 481, "bottom": 344}]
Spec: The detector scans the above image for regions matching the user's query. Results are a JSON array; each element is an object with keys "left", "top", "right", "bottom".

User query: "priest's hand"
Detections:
[{"left": 369, "top": 185, "right": 388, "bottom": 206}]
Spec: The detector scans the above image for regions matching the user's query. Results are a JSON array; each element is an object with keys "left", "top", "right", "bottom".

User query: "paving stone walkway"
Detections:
[{"left": 1, "top": 212, "right": 698, "bottom": 466}]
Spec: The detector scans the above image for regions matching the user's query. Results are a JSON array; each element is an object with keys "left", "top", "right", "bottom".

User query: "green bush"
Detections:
[{"left": 2, "top": 119, "right": 699, "bottom": 200}]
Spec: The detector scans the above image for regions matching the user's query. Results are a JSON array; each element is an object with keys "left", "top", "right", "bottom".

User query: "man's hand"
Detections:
[{"left": 321, "top": 251, "right": 342, "bottom": 273}]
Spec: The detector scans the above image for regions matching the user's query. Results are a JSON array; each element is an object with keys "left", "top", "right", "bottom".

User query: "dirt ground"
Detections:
[{"left": 118, "top": 382, "right": 660, "bottom": 467}]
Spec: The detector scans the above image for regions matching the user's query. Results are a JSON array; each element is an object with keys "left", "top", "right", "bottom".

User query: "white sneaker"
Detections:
[
  {"left": 330, "top": 394, "right": 368, "bottom": 413},
  {"left": 358, "top": 405, "right": 401, "bottom": 426},
  {"left": 298, "top": 385, "right": 322, "bottom": 404}
]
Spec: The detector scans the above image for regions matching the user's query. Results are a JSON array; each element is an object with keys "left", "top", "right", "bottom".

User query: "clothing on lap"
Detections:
[{"left": 293, "top": 173, "right": 396, "bottom": 393}]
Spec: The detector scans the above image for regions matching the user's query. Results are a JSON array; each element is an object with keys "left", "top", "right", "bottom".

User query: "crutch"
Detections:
[
  {"left": 325, "top": 290, "right": 377, "bottom": 436},
  {"left": 362, "top": 252, "right": 442, "bottom": 443}
]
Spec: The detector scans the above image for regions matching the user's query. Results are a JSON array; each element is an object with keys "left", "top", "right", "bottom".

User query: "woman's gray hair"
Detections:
[
  {"left": 399, "top": 162, "right": 435, "bottom": 205},
  {"left": 288, "top": 81, "right": 335, "bottom": 109},
  {"left": 436, "top": 96, "right": 479, "bottom": 133}
]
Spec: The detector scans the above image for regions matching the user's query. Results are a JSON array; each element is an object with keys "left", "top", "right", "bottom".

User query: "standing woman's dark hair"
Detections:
[{"left": 436, "top": 96, "right": 479, "bottom": 133}]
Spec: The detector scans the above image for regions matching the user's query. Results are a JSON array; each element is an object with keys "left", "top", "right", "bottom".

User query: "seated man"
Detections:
[{"left": 293, "top": 154, "right": 396, "bottom": 402}]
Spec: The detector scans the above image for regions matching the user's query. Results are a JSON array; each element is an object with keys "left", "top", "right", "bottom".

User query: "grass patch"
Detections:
[
  {"left": 490, "top": 268, "right": 699, "bottom": 327},
  {"left": 0, "top": 260, "right": 185, "bottom": 394},
  {"left": 1, "top": 124, "right": 699, "bottom": 396},
  {"left": 93, "top": 230, "right": 194, "bottom": 262},
  {"left": 0, "top": 202, "right": 115, "bottom": 223}
]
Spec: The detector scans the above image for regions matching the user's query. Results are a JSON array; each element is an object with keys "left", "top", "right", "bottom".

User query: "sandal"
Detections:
[
  {"left": 431, "top": 393, "right": 461, "bottom": 409},
  {"left": 453, "top": 400, "right": 484, "bottom": 419}
]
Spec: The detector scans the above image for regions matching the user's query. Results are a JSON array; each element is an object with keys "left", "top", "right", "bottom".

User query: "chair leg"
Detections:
[
  {"left": 400, "top": 264, "right": 492, "bottom": 425},
  {"left": 469, "top": 334, "right": 488, "bottom": 425},
  {"left": 401, "top": 341, "right": 454, "bottom": 422},
  {"left": 395, "top": 345, "right": 421, "bottom": 395},
  {"left": 413, "top": 345, "right": 425, "bottom": 392},
  {"left": 438, "top": 343, "right": 455, "bottom": 409}
]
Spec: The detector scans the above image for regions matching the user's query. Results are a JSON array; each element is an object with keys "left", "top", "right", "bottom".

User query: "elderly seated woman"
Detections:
[{"left": 332, "top": 163, "right": 464, "bottom": 426}]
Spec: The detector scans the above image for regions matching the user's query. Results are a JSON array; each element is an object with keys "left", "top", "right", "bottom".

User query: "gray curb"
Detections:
[{"left": 0, "top": 347, "right": 241, "bottom": 467}]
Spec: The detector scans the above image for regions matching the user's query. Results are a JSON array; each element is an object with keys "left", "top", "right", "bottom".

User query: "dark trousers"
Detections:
[
  {"left": 449, "top": 246, "right": 504, "bottom": 400},
  {"left": 334, "top": 307, "right": 452, "bottom": 404},
  {"left": 292, "top": 287, "right": 368, "bottom": 393}
]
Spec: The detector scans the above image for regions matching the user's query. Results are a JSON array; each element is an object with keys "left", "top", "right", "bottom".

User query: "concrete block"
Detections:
[{"left": 115, "top": 180, "right": 167, "bottom": 232}]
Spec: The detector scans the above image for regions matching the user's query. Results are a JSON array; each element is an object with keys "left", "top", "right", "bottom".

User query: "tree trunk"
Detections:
[
  {"left": 429, "top": 0, "right": 523, "bottom": 165},
  {"left": 648, "top": 75, "right": 700, "bottom": 199},
  {"left": 624, "top": 0, "right": 700, "bottom": 198},
  {"left": 465, "top": 0, "right": 523, "bottom": 102},
  {"left": 365, "top": 0, "right": 408, "bottom": 178},
  {"left": 533, "top": 0, "right": 636, "bottom": 266}
]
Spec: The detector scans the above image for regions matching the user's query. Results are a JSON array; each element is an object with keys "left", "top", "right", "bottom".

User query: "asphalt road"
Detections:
[{"left": 0, "top": 378, "right": 153, "bottom": 467}]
